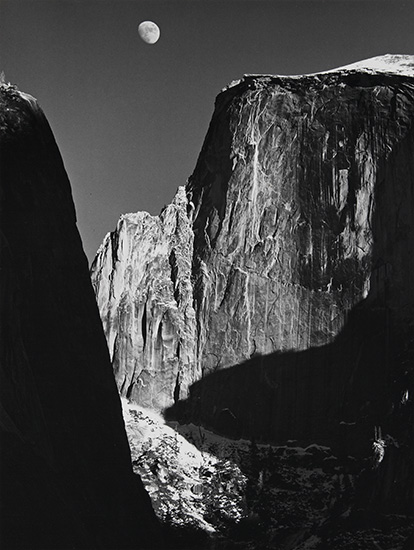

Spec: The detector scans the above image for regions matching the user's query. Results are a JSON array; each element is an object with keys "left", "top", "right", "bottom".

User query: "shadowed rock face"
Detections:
[{"left": 0, "top": 86, "right": 160, "bottom": 549}]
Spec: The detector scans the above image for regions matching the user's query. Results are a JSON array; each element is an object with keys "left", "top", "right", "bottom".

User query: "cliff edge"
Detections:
[{"left": 0, "top": 85, "right": 160, "bottom": 549}]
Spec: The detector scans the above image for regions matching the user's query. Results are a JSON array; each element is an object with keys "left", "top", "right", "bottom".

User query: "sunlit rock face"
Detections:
[
  {"left": 92, "top": 55, "right": 414, "bottom": 423},
  {"left": 0, "top": 85, "right": 160, "bottom": 549},
  {"left": 91, "top": 187, "right": 198, "bottom": 410},
  {"left": 188, "top": 59, "right": 414, "bottom": 375}
]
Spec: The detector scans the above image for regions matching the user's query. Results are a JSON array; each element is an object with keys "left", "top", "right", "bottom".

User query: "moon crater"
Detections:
[{"left": 138, "top": 21, "right": 160, "bottom": 44}]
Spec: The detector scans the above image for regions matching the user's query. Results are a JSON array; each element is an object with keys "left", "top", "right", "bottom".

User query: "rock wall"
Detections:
[
  {"left": 91, "top": 55, "right": 414, "bottom": 512},
  {"left": 0, "top": 85, "right": 160, "bottom": 549},
  {"left": 91, "top": 187, "right": 198, "bottom": 410},
  {"left": 189, "top": 67, "right": 414, "bottom": 370},
  {"left": 92, "top": 57, "right": 413, "bottom": 401}
]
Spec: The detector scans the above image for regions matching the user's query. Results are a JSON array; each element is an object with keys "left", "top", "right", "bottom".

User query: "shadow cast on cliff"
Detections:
[
  {"left": 166, "top": 299, "right": 393, "bottom": 455},
  {"left": 166, "top": 124, "right": 414, "bottom": 515},
  {"left": 166, "top": 295, "right": 413, "bottom": 515}
]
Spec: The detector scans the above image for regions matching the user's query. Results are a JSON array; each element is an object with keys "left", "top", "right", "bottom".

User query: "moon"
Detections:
[{"left": 138, "top": 21, "right": 160, "bottom": 44}]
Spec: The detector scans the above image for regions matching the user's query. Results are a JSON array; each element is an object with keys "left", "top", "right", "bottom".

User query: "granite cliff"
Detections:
[
  {"left": 0, "top": 85, "right": 160, "bottom": 549},
  {"left": 91, "top": 55, "right": 414, "bottom": 516},
  {"left": 92, "top": 187, "right": 197, "bottom": 410}
]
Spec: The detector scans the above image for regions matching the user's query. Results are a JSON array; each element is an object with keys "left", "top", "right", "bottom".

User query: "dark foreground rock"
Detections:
[{"left": 0, "top": 85, "right": 161, "bottom": 549}]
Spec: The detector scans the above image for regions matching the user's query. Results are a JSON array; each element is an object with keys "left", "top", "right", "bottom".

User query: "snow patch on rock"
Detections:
[{"left": 121, "top": 399, "right": 247, "bottom": 533}]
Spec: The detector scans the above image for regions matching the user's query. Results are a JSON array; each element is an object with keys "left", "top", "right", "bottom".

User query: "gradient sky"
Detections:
[{"left": 1, "top": 0, "right": 413, "bottom": 261}]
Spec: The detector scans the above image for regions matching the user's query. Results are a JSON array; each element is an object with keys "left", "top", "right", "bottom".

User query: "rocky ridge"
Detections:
[{"left": 92, "top": 186, "right": 197, "bottom": 410}]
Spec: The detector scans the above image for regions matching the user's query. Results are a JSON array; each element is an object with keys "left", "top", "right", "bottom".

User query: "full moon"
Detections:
[{"left": 138, "top": 21, "right": 160, "bottom": 44}]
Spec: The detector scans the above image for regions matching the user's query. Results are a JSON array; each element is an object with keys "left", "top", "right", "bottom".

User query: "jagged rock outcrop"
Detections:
[
  {"left": 92, "top": 187, "right": 197, "bottom": 410},
  {"left": 91, "top": 55, "right": 414, "bottom": 512},
  {"left": 0, "top": 85, "right": 160, "bottom": 549}
]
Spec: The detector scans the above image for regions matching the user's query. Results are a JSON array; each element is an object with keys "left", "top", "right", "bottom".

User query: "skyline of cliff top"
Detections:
[
  {"left": 241, "top": 54, "right": 414, "bottom": 79},
  {"left": 1, "top": 0, "right": 413, "bottom": 261},
  {"left": 222, "top": 54, "right": 414, "bottom": 93},
  {"left": 332, "top": 53, "right": 414, "bottom": 76}
]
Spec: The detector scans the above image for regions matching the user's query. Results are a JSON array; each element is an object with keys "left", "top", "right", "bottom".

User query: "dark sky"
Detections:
[{"left": 1, "top": 0, "right": 413, "bottom": 261}]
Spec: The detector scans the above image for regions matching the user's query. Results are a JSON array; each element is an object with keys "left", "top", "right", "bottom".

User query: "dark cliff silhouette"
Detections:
[{"left": 0, "top": 86, "right": 160, "bottom": 549}]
